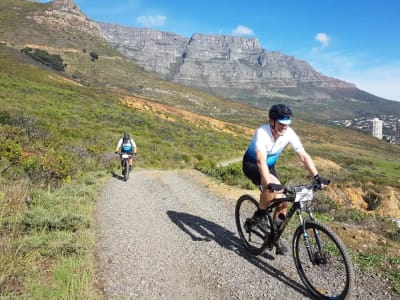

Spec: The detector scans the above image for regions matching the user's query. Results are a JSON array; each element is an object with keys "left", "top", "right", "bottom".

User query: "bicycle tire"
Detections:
[
  {"left": 292, "top": 220, "right": 354, "bottom": 299},
  {"left": 123, "top": 159, "right": 129, "bottom": 181},
  {"left": 235, "top": 194, "right": 269, "bottom": 255}
]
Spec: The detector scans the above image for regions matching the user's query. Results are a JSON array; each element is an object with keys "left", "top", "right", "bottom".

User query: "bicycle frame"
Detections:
[
  {"left": 264, "top": 187, "right": 316, "bottom": 250},
  {"left": 267, "top": 189, "right": 329, "bottom": 267}
]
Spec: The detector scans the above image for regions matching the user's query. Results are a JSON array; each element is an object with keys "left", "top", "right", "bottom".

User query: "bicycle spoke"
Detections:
[
  {"left": 293, "top": 221, "right": 353, "bottom": 299},
  {"left": 235, "top": 195, "right": 267, "bottom": 255}
]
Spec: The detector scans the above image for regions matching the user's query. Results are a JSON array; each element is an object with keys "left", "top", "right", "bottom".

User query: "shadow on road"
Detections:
[
  {"left": 167, "top": 210, "right": 310, "bottom": 298},
  {"left": 111, "top": 172, "right": 125, "bottom": 181}
]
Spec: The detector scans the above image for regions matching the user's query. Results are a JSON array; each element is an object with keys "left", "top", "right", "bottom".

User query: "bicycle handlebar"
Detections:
[
  {"left": 115, "top": 152, "right": 137, "bottom": 156},
  {"left": 267, "top": 180, "right": 329, "bottom": 194}
]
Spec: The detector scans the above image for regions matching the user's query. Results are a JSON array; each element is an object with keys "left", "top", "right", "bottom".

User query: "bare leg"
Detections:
[{"left": 259, "top": 175, "right": 287, "bottom": 220}]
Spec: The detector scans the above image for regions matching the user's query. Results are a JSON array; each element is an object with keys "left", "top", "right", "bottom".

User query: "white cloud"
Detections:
[
  {"left": 136, "top": 15, "right": 167, "bottom": 27},
  {"left": 232, "top": 25, "right": 254, "bottom": 36},
  {"left": 314, "top": 33, "right": 330, "bottom": 47}
]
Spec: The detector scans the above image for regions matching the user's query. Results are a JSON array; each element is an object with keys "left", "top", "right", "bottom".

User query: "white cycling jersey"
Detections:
[
  {"left": 116, "top": 138, "right": 137, "bottom": 153},
  {"left": 245, "top": 124, "right": 304, "bottom": 167}
]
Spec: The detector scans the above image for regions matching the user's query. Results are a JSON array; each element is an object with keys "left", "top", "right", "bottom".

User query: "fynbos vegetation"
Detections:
[{"left": 21, "top": 47, "right": 66, "bottom": 71}]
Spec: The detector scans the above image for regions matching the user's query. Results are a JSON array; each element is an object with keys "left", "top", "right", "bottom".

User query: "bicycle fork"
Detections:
[{"left": 297, "top": 211, "right": 323, "bottom": 265}]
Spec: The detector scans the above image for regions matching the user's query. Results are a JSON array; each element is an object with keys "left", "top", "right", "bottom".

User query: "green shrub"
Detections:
[
  {"left": 21, "top": 48, "right": 65, "bottom": 71},
  {"left": 363, "top": 190, "right": 382, "bottom": 211},
  {"left": 194, "top": 159, "right": 217, "bottom": 173},
  {"left": 195, "top": 161, "right": 254, "bottom": 189},
  {"left": 20, "top": 208, "right": 89, "bottom": 232},
  {"left": 313, "top": 194, "right": 338, "bottom": 213},
  {"left": 333, "top": 207, "right": 374, "bottom": 223},
  {"left": 0, "top": 139, "right": 21, "bottom": 161},
  {"left": 89, "top": 52, "right": 98, "bottom": 61},
  {"left": 378, "top": 217, "right": 400, "bottom": 242}
]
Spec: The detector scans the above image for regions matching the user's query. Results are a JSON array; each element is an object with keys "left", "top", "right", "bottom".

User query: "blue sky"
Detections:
[{"left": 37, "top": 0, "right": 400, "bottom": 102}]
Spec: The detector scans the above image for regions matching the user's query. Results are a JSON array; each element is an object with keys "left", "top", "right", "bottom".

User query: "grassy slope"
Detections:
[{"left": 0, "top": 45, "right": 250, "bottom": 298}]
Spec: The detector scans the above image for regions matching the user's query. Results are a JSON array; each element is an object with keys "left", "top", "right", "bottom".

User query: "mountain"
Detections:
[
  {"left": 98, "top": 22, "right": 400, "bottom": 120},
  {"left": 99, "top": 23, "right": 353, "bottom": 93},
  {"left": 1, "top": 0, "right": 400, "bottom": 121}
]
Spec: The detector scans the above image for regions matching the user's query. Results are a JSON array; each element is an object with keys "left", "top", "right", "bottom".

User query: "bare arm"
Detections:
[
  {"left": 115, "top": 139, "right": 122, "bottom": 152},
  {"left": 131, "top": 139, "right": 137, "bottom": 154},
  {"left": 296, "top": 148, "right": 318, "bottom": 177}
]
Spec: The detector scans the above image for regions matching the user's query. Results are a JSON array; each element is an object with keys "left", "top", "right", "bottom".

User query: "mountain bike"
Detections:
[
  {"left": 235, "top": 181, "right": 354, "bottom": 300},
  {"left": 116, "top": 152, "right": 133, "bottom": 181}
]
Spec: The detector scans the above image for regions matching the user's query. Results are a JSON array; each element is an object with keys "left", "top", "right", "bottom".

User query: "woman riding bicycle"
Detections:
[
  {"left": 115, "top": 133, "right": 137, "bottom": 171},
  {"left": 242, "top": 104, "right": 329, "bottom": 254}
]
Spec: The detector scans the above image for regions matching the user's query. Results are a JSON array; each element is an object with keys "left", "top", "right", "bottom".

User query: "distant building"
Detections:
[
  {"left": 343, "top": 120, "right": 352, "bottom": 127},
  {"left": 370, "top": 118, "right": 383, "bottom": 139},
  {"left": 396, "top": 119, "right": 400, "bottom": 144}
]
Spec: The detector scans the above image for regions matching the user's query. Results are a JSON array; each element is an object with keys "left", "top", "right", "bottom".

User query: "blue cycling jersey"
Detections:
[{"left": 245, "top": 124, "right": 304, "bottom": 167}]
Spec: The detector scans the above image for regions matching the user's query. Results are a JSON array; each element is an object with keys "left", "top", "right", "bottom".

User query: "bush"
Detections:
[
  {"left": 21, "top": 47, "right": 65, "bottom": 71},
  {"left": 195, "top": 161, "right": 254, "bottom": 189},
  {"left": 89, "top": 52, "right": 98, "bottom": 61},
  {"left": 333, "top": 207, "right": 374, "bottom": 223},
  {"left": 313, "top": 194, "right": 338, "bottom": 213},
  {"left": 363, "top": 190, "right": 382, "bottom": 211},
  {"left": 378, "top": 217, "right": 400, "bottom": 242},
  {"left": 0, "top": 139, "right": 21, "bottom": 161},
  {"left": 20, "top": 208, "right": 89, "bottom": 232}
]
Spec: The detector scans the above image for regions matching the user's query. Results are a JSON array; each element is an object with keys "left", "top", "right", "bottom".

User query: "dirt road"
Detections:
[{"left": 95, "top": 169, "right": 398, "bottom": 299}]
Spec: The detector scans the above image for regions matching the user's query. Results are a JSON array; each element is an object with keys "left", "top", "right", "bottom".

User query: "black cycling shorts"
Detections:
[{"left": 242, "top": 153, "right": 279, "bottom": 185}]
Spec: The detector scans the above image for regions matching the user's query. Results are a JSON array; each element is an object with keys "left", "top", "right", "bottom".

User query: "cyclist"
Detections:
[
  {"left": 115, "top": 133, "right": 137, "bottom": 171},
  {"left": 242, "top": 104, "right": 329, "bottom": 254}
]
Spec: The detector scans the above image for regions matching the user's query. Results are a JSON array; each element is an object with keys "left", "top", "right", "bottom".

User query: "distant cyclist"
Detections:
[
  {"left": 115, "top": 133, "right": 137, "bottom": 170},
  {"left": 242, "top": 104, "right": 329, "bottom": 254}
]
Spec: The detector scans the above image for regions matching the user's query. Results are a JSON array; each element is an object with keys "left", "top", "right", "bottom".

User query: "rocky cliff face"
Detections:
[
  {"left": 99, "top": 23, "right": 356, "bottom": 99},
  {"left": 100, "top": 23, "right": 188, "bottom": 76},
  {"left": 29, "top": 0, "right": 101, "bottom": 37}
]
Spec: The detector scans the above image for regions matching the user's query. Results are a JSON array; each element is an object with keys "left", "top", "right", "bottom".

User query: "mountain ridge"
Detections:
[{"left": 99, "top": 22, "right": 357, "bottom": 96}]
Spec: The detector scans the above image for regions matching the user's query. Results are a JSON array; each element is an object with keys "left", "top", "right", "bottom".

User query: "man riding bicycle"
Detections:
[
  {"left": 242, "top": 104, "right": 329, "bottom": 254},
  {"left": 115, "top": 133, "right": 137, "bottom": 171}
]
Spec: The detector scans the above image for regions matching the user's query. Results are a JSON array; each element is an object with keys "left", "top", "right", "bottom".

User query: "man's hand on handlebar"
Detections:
[{"left": 314, "top": 174, "right": 330, "bottom": 189}]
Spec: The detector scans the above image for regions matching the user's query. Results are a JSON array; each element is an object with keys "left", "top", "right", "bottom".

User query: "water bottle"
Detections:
[{"left": 273, "top": 213, "right": 286, "bottom": 231}]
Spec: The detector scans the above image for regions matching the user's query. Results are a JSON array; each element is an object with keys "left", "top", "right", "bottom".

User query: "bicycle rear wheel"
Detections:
[
  {"left": 235, "top": 194, "right": 268, "bottom": 255},
  {"left": 292, "top": 220, "right": 354, "bottom": 299},
  {"left": 123, "top": 159, "right": 129, "bottom": 181}
]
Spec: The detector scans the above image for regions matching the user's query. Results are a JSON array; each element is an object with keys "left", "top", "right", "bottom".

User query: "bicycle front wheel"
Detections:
[
  {"left": 123, "top": 159, "right": 129, "bottom": 181},
  {"left": 235, "top": 194, "right": 268, "bottom": 255},
  {"left": 293, "top": 220, "right": 354, "bottom": 300}
]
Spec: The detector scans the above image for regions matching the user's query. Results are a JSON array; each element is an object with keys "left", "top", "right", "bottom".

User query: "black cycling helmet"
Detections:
[
  {"left": 123, "top": 132, "right": 130, "bottom": 139},
  {"left": 269, "top": 104, "right": 293, "bottom": 125}
]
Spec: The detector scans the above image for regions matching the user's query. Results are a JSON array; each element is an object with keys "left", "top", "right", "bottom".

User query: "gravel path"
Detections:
[{"left": 95, "top": 169, "right": 399, "bottom": 299}]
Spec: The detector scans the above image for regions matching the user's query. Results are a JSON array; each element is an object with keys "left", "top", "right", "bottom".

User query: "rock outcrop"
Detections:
[
  {"left": 99, "top": 23, "right": 356, "bottom": 99},
  {"left": 29, "top": 0, "right": 101, "bottom": 37}
]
